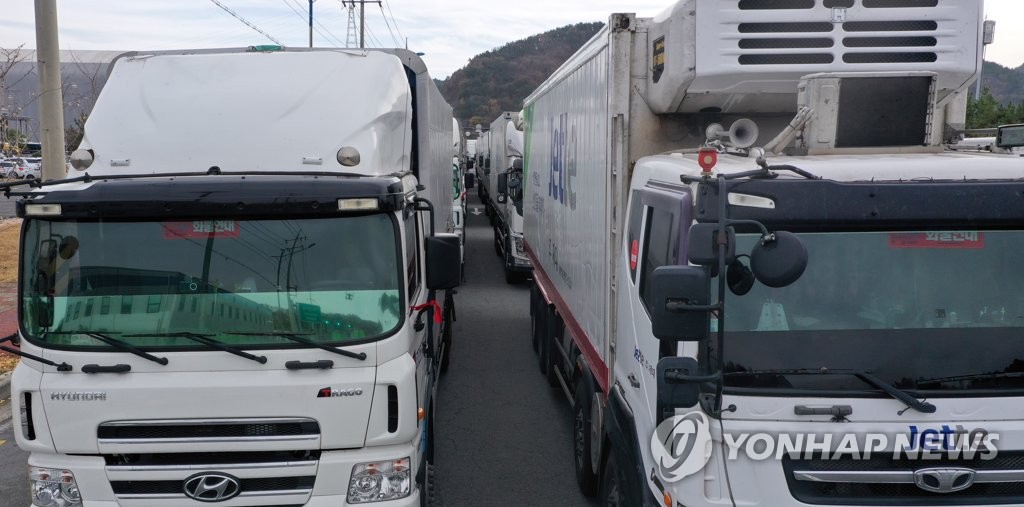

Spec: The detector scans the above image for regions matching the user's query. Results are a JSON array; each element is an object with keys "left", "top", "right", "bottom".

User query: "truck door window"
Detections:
[
  {"left": 639, "top": 207, "right": 679, "bottom": 315},
  {"left": 626, "top": 191, "right": 643, "bottom": 282},
  {"left": 405, "top": 211, "right": 421, "bottom": 300}
]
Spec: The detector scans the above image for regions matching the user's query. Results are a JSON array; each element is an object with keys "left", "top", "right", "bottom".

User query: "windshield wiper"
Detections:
[
  {"left": 724, "top": 368, "right": 936, "bottom": 414},
  {"left": 122, "top": 332, "right": 267, "bottom": 364},
  {"left": 47, "top": 330, "right": 168, "bottom": 365},
  {"left": 914, "top": 371, "right": 1024, "bottom": 387},
  {"left": 0, "top": 333, "right": 72, "bottom": 371},
  {"left": 224, "top": 331, "right": 367, "bottom": 361}
]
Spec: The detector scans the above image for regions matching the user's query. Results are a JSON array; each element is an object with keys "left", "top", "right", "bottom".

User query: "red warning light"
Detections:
[{"left": 698, "top": 148, "right": 717, "bottom": 174}]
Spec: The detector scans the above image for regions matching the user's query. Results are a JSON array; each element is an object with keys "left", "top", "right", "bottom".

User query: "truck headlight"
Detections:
[
  {"left": 513, "top": 235, "right": 525, "bottom": 255},
  {"left": 29, "top": 467, "right": 82, "bottom": 507},
  {"left": 347, "top": 457, "right": 412, "bottom": 503}
]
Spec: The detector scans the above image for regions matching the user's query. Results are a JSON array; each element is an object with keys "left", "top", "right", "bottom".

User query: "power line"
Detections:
[
  {"left": 286, "top": 0, "right": 346, "bottom": 47},
  {"left": 382, "top": 0, "right": 404, "bottom": 43},
  {"left": 208, "top": 0, "right": 284, "bottom": 46},
  {"left": 378, "top": 4, "right": 401, "bottom": 47}
]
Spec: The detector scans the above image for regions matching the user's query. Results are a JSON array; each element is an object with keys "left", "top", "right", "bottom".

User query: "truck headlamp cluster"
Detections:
[
  {"left": 29, "top": 466, "right": 82, "bottom": 507},
  {"left": 347, "top": 457, "right": 412, "bottom": 503}
]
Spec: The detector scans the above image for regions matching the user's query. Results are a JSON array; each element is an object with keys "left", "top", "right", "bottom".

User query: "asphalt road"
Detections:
[
  {"left": 435, "top": 194, "right": 593, "bottom": 506},
  {"left": 0, "top": 193, "right": 594, "bottom": 506}
]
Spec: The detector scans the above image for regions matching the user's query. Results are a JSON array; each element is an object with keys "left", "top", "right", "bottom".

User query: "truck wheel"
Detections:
[
  {"left": 493, "top": 227, "right": 503, "bottom": 257},
  {"left": 573, "top": 376, "right": 599, "bottom": 496},
  {"left": 600, "top": 451, "right": 625, "bottom": 507},
  {"left": 439, "top": 301, "right": 453, "bottom": 374},
  {"left": 538, "top": 306, "right": 559, "bottom": 386},
  {"left": 530, "top": 285, "right": 542, "bottom": 353},
  {"left": 420, "top": 462, "right": 441, "bottom": 507}
]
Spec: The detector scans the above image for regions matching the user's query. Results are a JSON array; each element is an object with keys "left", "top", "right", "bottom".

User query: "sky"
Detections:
[{"left": 0, "top": 0, "right": 1022, "bottom": 80}]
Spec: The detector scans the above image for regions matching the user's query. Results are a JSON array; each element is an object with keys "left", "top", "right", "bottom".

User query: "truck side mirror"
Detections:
[
  {"left": 464, "top": 172, "right": 475, "bottom": 189},
  {"left": 496, "top": 172, "right": 508, "bottom": 203},
  {"left": 996, "top": 123, "right": 1024, "bottom": 149},
  {"left": 497, "top": 172, "right": 508, "bottom": 195},
  {"left": 426, "top": 234, "right": 461, "bottom": 290},
  {"left": 656, "top": 357, "right": 701, "bottom": 423},
  {"left": 750, "top": 231, "right": 807, "bottom": 288},
  {"left": 649, "top": 266, "right": 711, "bottom": 341},
  {"left": 687, "top": 223, "right": 735, "bottom": 266}
]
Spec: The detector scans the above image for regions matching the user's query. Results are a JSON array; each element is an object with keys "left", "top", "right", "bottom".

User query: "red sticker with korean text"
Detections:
[
  {"left": 163, "top": 220, "right": 240, "bottom": 239},
  {"left": 888, "top": 231, "right": 984, "bottom": 249}
]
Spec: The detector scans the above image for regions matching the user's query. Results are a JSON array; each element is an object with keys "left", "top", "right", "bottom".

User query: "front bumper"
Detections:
[{"left": 27, "top": 441, "right": 423, "bottom": 506}]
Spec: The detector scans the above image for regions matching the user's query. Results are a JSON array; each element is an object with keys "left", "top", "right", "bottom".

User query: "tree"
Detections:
[{"left": 967, "top": 87, "right": 1024, "bottom": 129}]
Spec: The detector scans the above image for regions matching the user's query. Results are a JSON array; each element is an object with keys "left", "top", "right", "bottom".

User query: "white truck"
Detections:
[
  {"left": 523, "top": 1, "right": 1024, "bottom": 505},
  {"left": 5, "top": 47, "right": 459, "bottom": 506},
  {"left": 487, "top": 112, "right": 532, "bottom": 283}
]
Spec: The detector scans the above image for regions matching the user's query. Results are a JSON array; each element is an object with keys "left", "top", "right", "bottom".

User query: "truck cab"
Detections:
[
  {"left": 8, "top": 47, "right": 459, "bottom": 507},
  {"left": 488, "top": 112, "right": 532, "bottom": 284}
]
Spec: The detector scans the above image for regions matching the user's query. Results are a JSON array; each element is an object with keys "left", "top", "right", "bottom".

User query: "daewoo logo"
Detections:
[{"left": 317, "top": 387, "right": 363, "bottom": 398}]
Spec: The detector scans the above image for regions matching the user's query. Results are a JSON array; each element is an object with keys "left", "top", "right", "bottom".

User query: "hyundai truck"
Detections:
[
  {"left": 5, "top": 47, "right": 459, "bottom": 506},
  {"left": 522, "top": 1, "right": 1024, "bottom": 505},
  {"left": 487, "top": 112, "right": 532, "bottom": 283}
]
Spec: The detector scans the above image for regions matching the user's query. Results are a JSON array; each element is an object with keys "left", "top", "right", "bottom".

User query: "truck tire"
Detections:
[
  {"left": 600, "top": 451, "right": 626, "bottom": 507},
  {"left": 420, "top": 462, "right": 441, "bottom": 507},
  {"left": 573, "top": 375, "right": 599, "bottom": 496},
  {"left": 504, "top": 238, "right": 526, "bottom": 285},
  {"left": 530, "top": 285, "right": 542, "bottom": 353},
  {"left": 493, "top": 226, "right": 503, "bottom": 257},
  {"left": 439, "top": 300, "right": 453, "bottom": 374},
  {"left": 538, "top": 306, "right": 559, "bottom": 386}
]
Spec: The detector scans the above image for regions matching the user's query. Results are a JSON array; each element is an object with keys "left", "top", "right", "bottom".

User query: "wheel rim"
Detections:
[{"left": 574, "top": 404, "right": 586, "bottom": 470}]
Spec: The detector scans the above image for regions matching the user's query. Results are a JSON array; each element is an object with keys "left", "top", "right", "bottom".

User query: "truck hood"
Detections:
[{"left": 37, "top": 359, "right": 377, "bottom": 455}]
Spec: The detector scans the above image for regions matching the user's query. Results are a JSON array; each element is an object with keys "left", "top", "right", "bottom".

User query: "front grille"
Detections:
[
  {"left": 104, "top": 450, "right": 321, "bottom": 468},
  {"left": 98, "top": 418, "right": 319, "bottom": 441},
  {"left": 111, "top": 476, "right": 316, "bottom": 495},
  {"left": 785, "top": 452, "right": 1024, "bottom": 505}
]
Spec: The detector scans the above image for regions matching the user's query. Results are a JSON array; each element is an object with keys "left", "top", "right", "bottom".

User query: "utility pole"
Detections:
[
  {"left": 34, "top": 0, "right": 66, "bottom": 181},
  {"left": 342, "top": 0, "right": 381, "bottom": 49},
  {"left": 308, "top": 0, "right": 315, "bottom": 48}
]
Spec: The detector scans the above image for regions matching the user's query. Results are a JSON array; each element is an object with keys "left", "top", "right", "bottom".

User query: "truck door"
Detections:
[
  {"left": 405, "top": 210, "right": 434, "bottom": 411},
  {"left": 615, "top": 184, "right": 693, "bottom": 481}
]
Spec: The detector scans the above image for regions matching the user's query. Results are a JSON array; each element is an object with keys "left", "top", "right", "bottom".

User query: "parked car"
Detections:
[
  {"left": 0, "top": 158, "right": 21, "bottom": 178},
  {"left": 16, "top": 157, "right": 41, "bottom": 179}
]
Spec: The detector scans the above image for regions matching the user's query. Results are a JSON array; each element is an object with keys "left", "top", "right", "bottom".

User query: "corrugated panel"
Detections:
[
  {"left": 524, "top": 43, "right": 610, "bottom": 362},
  {"left": 417, "top": 72, "right": 455, "bottom": 235}
]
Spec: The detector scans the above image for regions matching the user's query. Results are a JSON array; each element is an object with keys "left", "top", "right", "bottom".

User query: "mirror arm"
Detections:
[{"left": 413, "top": 197, "right": 436, "bottom": 236}]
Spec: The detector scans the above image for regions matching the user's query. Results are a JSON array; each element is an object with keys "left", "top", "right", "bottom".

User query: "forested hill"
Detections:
[{"left": 439, "top": 22, "right": 603, "bottom": 129}]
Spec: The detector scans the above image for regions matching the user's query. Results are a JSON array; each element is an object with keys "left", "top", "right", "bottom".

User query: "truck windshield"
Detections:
[
  {"left": 721, "top": 230, "right": 1024, "bottom": 393},
  {"left": 20, "top": 215, "right": 402, "bottom": 349}
]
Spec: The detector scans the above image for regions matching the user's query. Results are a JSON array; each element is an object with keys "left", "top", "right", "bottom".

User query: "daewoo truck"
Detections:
[
  {"left": 487, "top": 112, "right": 532, "bottom": 283},
  {"left": 522, "top": 1, "right": 1024, "bottom": 505},
  {"left": 5, "top": 47, "right": 459, "bottom": 506}
]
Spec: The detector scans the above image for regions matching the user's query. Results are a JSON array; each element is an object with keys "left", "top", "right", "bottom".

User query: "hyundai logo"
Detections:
[
  {"left": 913, "top": 467, "right": 976, "bottom": 494},
  {"left": 183, "top": 472, "right": 242, "bottom": 502}
]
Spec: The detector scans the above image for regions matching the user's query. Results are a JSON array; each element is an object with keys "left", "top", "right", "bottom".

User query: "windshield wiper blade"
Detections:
[
  {"left": 914, "top": 371, "right": 1024, "bottom": 387},
  {"left": 0, "top": 333, "right": 72, "bottom": 371},
  {"left": 225, "top": 331, "right": 367, "bottom": 361},
  {"left": 122, "top": 332, "right": 267, "bottom": 364},
  {"left": 48, "top": 330, "right": 168, "bottom": 365},
  {"left": 724, "top": 368, "right": 936, "bottom": 414}
]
